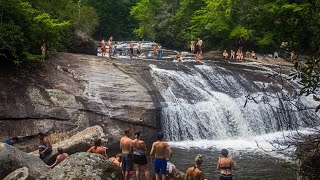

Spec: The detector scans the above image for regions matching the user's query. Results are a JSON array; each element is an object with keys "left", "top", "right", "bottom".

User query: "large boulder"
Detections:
[
  {"left": 0, "top": 143, "right": 47, "bottom": 179},
  {"left": 4, "top": 167, "right": 30, "bottom": 180},
  {"left": 38, "top": 152, "right": 123, "bottom": 180},
  {"left": 30, "top": 125, "right": 106, "bottom": 165}
]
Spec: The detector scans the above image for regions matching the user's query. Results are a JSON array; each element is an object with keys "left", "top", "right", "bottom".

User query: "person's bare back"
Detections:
[
  {"left": 153, "top": 141, "right": 169, "bottom": 159},
  {"left": 120, "top": 136, "right": 132, "bottom": 154}
]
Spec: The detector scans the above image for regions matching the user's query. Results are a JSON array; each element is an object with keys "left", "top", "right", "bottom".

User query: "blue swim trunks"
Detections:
[
  {"left": 154, "top": 158, "right": 167, "bottom": 175},
  {"left": 158, "top": 50, "right": 163, "bottom": 57}
]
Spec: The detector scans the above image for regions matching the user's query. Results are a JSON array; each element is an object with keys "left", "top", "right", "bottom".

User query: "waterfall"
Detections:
[{"left": 150, "top": 63, "right": 317, "bottom": 141}]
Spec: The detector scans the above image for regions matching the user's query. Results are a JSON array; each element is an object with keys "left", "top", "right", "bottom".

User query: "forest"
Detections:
[{"left": 1, "top": 0, "right": 319, "bottom": 64}]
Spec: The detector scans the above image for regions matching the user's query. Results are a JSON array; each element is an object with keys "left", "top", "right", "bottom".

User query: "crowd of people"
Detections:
[
  {"left": 222, "top": 49, "right": 257, "bottom": 61},
  {"left": 5, "top": 129, "right": 238, "bottom": 180}
]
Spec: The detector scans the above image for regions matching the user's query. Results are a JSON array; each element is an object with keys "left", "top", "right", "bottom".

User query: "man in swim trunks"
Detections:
[
  {"left": 48, "top": 147, "right": 69, "bottom": 168},
  {"left": 185, "top": 154, "right": 205, "bottom": 180},
  {"left": 217, "top": 149, "right": 237, "bottom": 180},
  {"left": 130, "top": 41, "right": 134, "bottom": 58},
  {"left": 108, "top": 36, "right": 113, "bottom": 59},
  {"left": 132, "top": 131, "right": 150, "bottom": 180},
  {"left": 157, "top": 44, "right": 163, "bottom": 60},
  {"left": 41, "top": 43, "right": 46, "bottom": 61},
  {"left": 137, "top": 41, "right": 142, "bottom": 57},
  {"left": 38, "top": 133, "right": 52, "bottom": 160},
  {"left": 150, "top": 132, "right": 173, "bottom": 180},
  {"left": 5, "top": 137, "right": 18, "bottom": 146},
  {"left": 120, "top": 128, "right": 133, "bottom": 180},
  {"left": 196, "top": 38, "right": 203, "bottom": 55}
]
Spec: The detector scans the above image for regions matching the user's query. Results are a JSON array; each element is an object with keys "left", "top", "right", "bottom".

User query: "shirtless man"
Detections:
[
  {"left": 87, "top": 138, "right": 107, "bottom": 157},
  {"left": 217, "top": 149, "right": 237, "bottom": 180},
  {"left": 108, "top": 36, "right": 113, "bottom": 59},
  {"left": 196, "top": 38, "right": 203, "bottom": 55},
  {"left": 174, "top": 52, "right": 184, "bottom": 62},
  {"left": 150, "top": 132, "right": 173, "bottom": 180},
  {"left": 132, "top": 131, "right": 150, "bottom": 180},
  {"left": 41, "top": 43, "right": 46, "bottom": 61},
  {"left": 109, "top": 153, "right": 122, "bottom": 167},
  {"left": 120, "top": 128, "right": 133, "bottom": 180},
  {"left": 130, "top": 41, "right": 134, "bottom": 58},
  {"left": 48, "top": 147, "right": 69, "bottom": 168},
  {"left": 153, "top": 45, "right": 158, "bottom": 59},
  {"left": 190, "top": 41, "right": 196, "bottom": 54},
  {"left": 137, "top": 41, "right": 142, "bottom": 57},
  {"left": 185, "top": 154, "right": 205, "bottom": 180},
  {"left": 223, "top": 50, "right": 228, "bottom": 59}
]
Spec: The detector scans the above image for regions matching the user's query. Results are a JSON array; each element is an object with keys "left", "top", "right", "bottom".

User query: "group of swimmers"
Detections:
[
  {"left": 223, "top": 49, "right": 257, "bottom": 60},
  {"left": 5, "top": 129, "right": 237, "bottom": 180}
]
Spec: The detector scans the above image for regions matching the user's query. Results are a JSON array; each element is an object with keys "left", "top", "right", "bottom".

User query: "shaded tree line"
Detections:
[{"left": 131, "top": 0, "right": 320, "bottom": 54}]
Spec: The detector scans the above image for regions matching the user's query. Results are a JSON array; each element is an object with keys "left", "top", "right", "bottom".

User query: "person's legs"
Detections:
[
  {"left": 142, "top": 165, "right": 150, "bottom": 180},
  {"left": 135, "top": 164, "right": 141, "bottom": 180},
  {"left": 155, "top": 173, "right": 161, "bottom": 180}
]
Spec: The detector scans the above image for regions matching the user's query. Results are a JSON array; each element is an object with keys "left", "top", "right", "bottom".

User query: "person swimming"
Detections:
[{"left": 217, "top": 149, "right": 237, "bottom": 180}]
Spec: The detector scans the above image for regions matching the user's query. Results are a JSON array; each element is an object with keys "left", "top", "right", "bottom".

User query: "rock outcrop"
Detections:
[
  {"left": 0, "top": 143, "right": 47, "bottom": 179},
  {"left": 4, "top": 167, "right": 30, "bottom": 180},
  {"left": 0, "top": 53, "right": 161, "bottom": 147},
  {"left": 30, "top": 125, "right": 106, "bottom": 165},
  {"left": 38, "top": 152, "right": 123, "bottom": 180}
]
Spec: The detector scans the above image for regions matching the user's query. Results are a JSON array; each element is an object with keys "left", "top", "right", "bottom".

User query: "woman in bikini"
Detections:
[
  {"left": 132, "top": 131, "right": 150, "bottom": 180},
  {"left": 217, "top": 149, "right": 237, "bottom": 180}
]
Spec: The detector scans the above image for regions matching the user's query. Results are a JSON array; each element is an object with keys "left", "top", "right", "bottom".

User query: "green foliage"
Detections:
[
  {"left": 131, "top": 0, "right": 320, "bottom": 54},
  {"left": 0, "top": 0, "right": 98, "bottom": 65},
  {"left": 290, "top": 57, "right": 320, "bottom": 111}
]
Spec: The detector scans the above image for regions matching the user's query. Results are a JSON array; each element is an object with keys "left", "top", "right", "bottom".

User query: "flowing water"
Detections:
[{"left": 99, "top": 42, "right": 318, "bottom": 179}]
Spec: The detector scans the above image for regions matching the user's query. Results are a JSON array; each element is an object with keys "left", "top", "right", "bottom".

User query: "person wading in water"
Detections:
[
  {"left": 217, "top": 149, "right": 237, "bottom": 180},
  {"left": 185, "top": 154, "right": 205, "bottom": 180},
  {"left": 132, "top": 131, "right": 150, "bottom": 180}
]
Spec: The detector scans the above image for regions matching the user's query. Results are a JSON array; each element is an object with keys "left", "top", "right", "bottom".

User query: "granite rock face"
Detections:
[
  {"left": 38, "top": 152, "right": 123, "bottom": 180},
  {"left": 30, "top": 125, "right": 107, "bottom": 165},
  {"left": 3, "top": 167, "right": 30, "bottom": 180},
  {"left": 0, "top": 53, "right": 161, "bottom": 146},
  {"left": 0, "top": 143, "right": 47, "bottom": 179}
]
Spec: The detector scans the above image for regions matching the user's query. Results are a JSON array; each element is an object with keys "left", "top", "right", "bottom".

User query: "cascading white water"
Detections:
[{"left": 150, "top": 63, "right": 317, "bottom": 142}]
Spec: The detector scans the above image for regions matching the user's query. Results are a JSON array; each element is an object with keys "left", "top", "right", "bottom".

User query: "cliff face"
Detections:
[{"left": 0, "top": 53, "right": 162, "bottom": 146}]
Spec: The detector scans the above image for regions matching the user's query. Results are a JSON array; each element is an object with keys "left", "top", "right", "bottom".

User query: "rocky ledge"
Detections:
[{"left": 0, "top": 53, "right": 163, "bottom": 147}]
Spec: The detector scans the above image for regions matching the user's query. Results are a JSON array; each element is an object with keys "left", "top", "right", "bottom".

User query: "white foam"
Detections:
[{"left": 169, "top": 128, "right": 314, "bottom": 159}]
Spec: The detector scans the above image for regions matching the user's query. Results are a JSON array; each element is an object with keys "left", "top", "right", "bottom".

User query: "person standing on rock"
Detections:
[
  {"left": 101, "top": 39, "right": 107, "bottom": 57},
  {"left": 38, "top": 133, "right": 53, "bottom": 160},
  {"left": 87, "top": 138, "right": 107, "bottom": 157},
  {"left": 132, "top": 131, "right": 150, "bottom": 180},
  {"left": 185, "top": 154, "right": 205, "bottom": 180},
  {"left": 41, "top": 43, "right": 46, "bottom": 61},
  {"left": 129, "top": 41, "right": 135, "bottom": 59},
  {"left": 137, "top": 41, "right": 142, "bottom": 58},
  {"left": 120, "top": 128, "right": 133, "bottom": 180},
  {"left": 150, "top": 132, "right": 173, "bottom": 180},
  {"left": 196, "top": 38, "right": 203, "bottom": 55},
  {"left": 190, "top": 41, "right": 196, "bottom": 54},
  {"left": 217, "top": 149, "right": 237, "bottom": 180},
  {"left": 49, "top": 147, "right": 69, "bottom": 168},
  {"left": 108, "top": 36, "right": 113, "bottom": 59}
]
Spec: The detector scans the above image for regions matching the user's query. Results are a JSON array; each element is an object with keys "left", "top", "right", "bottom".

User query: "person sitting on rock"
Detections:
[
  {"left": 5, "top": 137, "right": 18, "bottom": 146},
  {"left": 223, "top": 50, "right": 228, "bottom": 59},
  {"left": 87, "top": 138, "right": 107, "bottom": 157},
  {"left": 185, "top": 154, "right": 205, "bottom": 180},
  {"left": 110, "top": 153, "right": 122, "bottom": 167},
  {"left": 38, "top": 133, "right": 53, "bottom": 160},
  {"left": 195, "top": 52, "right": 203, "bottom": 62},
  {"left": 49, "top": 147, "right": 69, "bottom": 168}
]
